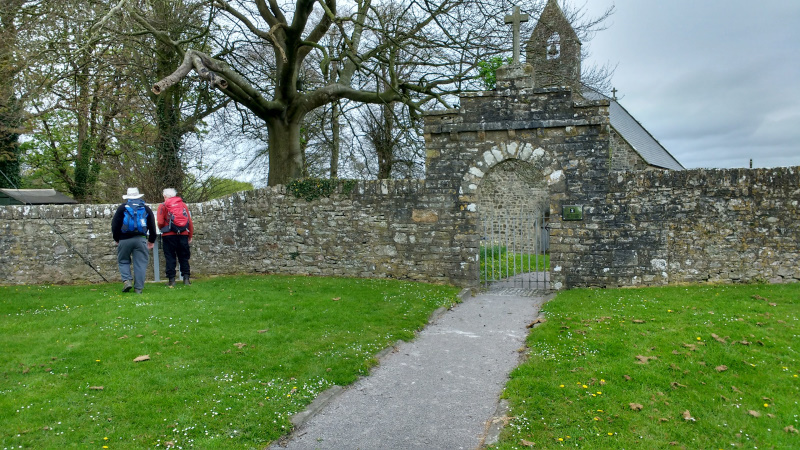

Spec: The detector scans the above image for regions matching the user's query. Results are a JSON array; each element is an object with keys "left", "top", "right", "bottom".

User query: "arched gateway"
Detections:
[{"left": 422, "top": 0, "right": 685, "bottom": 290}]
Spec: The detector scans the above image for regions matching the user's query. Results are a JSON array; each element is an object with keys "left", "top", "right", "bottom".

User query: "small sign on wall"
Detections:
[{"left": 562, "top": 205, "right": 583, "bottom": 221}]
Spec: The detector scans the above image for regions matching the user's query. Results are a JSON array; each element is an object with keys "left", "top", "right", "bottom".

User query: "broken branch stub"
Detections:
[{"left": 152, "top": 51, "right": 228, "bottom": 95}]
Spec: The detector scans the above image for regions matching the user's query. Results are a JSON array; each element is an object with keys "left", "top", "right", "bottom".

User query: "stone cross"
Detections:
[
  {"left": 611, "top": 87, "right": 618, "bottom": 99},
  {"left": 504, "top": 5, "right": 529, "bottom": 65}
]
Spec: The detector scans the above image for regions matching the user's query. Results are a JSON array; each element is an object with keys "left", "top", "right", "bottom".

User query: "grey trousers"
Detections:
[{"left": 118, "top": 237, "right": 150, "bottom": 290}]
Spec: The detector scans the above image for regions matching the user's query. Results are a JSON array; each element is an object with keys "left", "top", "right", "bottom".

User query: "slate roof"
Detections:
[
  {"left": 0, "top": 188, "right": 78, "bottom": 205},
  {"left": 583, "top": 87, "right": 684, "bottom": 170}
]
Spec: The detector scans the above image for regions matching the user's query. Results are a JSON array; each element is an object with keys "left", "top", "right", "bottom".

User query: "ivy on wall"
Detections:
[{"left": 287, "top": 178, "right": 358, "bottom": 202}]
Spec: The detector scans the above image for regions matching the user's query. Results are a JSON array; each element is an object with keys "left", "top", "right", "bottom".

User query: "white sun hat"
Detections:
[{"left": 122, "top": 187, "right": 144, "bottom": 199}]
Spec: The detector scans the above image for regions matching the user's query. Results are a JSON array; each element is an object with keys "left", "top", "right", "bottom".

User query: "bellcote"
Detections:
[{"left": 526, "top": 0, "right": 582, "bottom": 92}]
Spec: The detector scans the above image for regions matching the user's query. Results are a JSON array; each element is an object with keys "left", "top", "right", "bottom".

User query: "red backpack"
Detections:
[{"left": 160, "top": 199, "right": 190, "bottom": 234}]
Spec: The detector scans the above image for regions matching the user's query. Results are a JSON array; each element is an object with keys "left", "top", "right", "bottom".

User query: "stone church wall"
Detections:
[
  {"left": 0, "top": 181, "right": 477, "bottom": 286},
  {"left": 609, "top": 130, "right": 651, "bottom": 171}
]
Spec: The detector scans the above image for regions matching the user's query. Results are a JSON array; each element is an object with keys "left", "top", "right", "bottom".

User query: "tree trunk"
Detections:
[
  {"left": 267, "top": 116, "right": 304, "bottom": 186},
  {"left": 0, "top": 0, "right": 22, "bottom": 189},
  {"left": 330, "top": 100, "right": 340, "bottom": 178},
  {"left": 153, "top": 83, "right": 184, "bottom": 195},
  {"left": 376, "top": 101, "right": 394, "bottom": 179}
]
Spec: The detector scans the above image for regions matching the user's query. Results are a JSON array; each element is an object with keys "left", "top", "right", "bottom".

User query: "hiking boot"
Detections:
[
  {"left": 168, "top": 277, "right": 176, "bottom": 287},
  {"left": 135, "top": 289, "right": 143, "bottom": 294},
  {"left": 183, "top": 275, "right": 191, "bottom": 286},
  {"left": 122, "top": 280, "right": 132, "bottom": 292}
]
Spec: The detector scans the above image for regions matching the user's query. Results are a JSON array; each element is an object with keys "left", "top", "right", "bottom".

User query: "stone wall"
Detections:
[
  {"left": 0, "top": 181, "right": 477, "bottom": 286},
  {"left": 553, "top": 167, "right": 800, "bottom": 287}
]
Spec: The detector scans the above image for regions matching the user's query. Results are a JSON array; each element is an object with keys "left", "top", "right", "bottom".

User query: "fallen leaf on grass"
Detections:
[
  {"left": 133, "top": 355, "right": 150, "bottom": 362},
  {"left": 118, "top": 335, "right": 128, "bottom": 340},
  {"left": 715, "top": 365, "right": 728, "bottom": 372},
  {"left": 711, "top": 333, "right": 726, "bottom": 343},
  {"left": 659, "top": 418, "right": 670, "bottom": 422},
  {"left": 670, "top": 382, "right": 687, "bottom": 389},
  {"left": 784, "top": 426, "right": 798, "bottom": 434},
  {"left": 748, "top": 410, "right": 761, "bottom": 417},
  {"left": 682, "top": 410, "right": 696, "bottom": 422},
  {"left": 629, "top": 403, "right": 643, "bottom": 411},
  {"left": 527, "top": 317, "right": 546, "bottom": 328},
  {"left": 682, "top": 343, "right": 697, "bottom": 351},
  {"left": 89, "top": 386, "right": 104, "bottom": 390},
  {"left": 234, "top": 343, "right": 247, "bottom": 349},
  {"left": 732, "top": 386, "right": 743, "bottom": 393},
  {"left": 623, "top": 375, "right": 632, "bottom": 381},
  {"left": 257, "top": 329, "right": 269, "bottom": 333},
  {"left": 752, "top": 295, "right": 769, "bottom": 301},
  {"left": 636, "top": 355, "right": 657, "bottom": 364},
  {"left": 632, "top": 319, "right": 645, "bottom": 324},
  {"left": 520, "top": 439, "right": 536, "bottom": 447},
  {"left": 332, "top": 297, "right": 341, "bottom": 301}
]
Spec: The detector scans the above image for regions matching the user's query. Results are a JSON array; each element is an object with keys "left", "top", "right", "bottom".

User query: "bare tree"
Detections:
[{"left": 143, "top": 0, "right": 519, "bottom": 186}]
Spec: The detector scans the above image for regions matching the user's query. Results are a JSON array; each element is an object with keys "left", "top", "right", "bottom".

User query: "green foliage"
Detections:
[
  {"left": 287, "top": 178, "right": 358, "bottom": 202},
  {"left": 183, "top": 175, "right": 254, "bottom": 202},
  {"left": 494, "top": 284, "right": 800, "bottom": 449},
  {"left": 477, "top": 56, "right": 513, "bottom": 90},
  {"left": 0, "top": 275, "right": 460, "bottom": 448}
]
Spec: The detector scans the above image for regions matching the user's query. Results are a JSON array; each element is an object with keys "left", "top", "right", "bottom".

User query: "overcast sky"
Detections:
[{"left": 574, "top": 0, "right": 800, "bottom": 169}]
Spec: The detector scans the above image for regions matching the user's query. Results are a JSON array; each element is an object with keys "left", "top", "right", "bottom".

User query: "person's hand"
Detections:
[
  {"left": 147, "top": 242, "right": 154, "bottom": 250},
  {"left": 115, "top": 241, "right": 119, "bottom": 246},
  {"left": 188, "top": 237, "right": 193, "bottom": 244}
]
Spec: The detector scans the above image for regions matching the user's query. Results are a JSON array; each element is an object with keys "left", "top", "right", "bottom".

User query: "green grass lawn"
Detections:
[
  {"left": 494, "top": 283, "right": 800, "bottom": 449},
  {"left": 0, "top": 275, "right": 459, "bottom": 449},
  {"left": 480, "top": 245, "right": 550, "bottom": 283}
]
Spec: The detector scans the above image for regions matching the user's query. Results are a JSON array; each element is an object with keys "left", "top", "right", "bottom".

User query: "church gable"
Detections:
[{"left": 526, "top": 0, "right": 581, "bottom": 91}]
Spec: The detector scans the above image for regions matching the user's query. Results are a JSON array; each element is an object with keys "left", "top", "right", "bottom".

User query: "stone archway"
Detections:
[
  {"left": 458, "top": 141, "right": 563, "bottom": 212},
  {"left": 459, "top": 141, "right": 563, "bottom": 290}
]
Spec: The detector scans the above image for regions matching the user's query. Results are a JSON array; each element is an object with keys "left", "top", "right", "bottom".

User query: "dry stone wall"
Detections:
[
  {"left": 0, "top": 181, "right": 476, "bottom": 286},
  {"left": 597, "top": 167, "right": 799, "bottom": 286}
]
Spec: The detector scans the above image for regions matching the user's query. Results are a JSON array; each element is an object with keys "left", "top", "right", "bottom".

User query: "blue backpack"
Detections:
[{"left": 121, "top": 199, "right": 148, "bottom": 235}]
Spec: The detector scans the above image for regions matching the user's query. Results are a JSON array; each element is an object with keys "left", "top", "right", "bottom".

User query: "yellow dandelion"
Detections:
[
  {"left": 667, "top": 309, "right": 672, "bottom": 312},
  {"left": 582, "top": 384, "right": 588, "bottom": 388},
  {"left": 597, "top": 409, "right": 604, "bottom": 412},
  {"left": 559, "top": 384, "right": 565, "bottom": 388},
  {"left": 608, "top": 432, "right": 614, "bottom": 436},
  {"left": 104, "top": 437, "right": 109, "bottom": 440},
  {"left": 794, "top": 375, "right": 798, "bottom": 378},
  {"left": 696, "top": 337, "right": 701, "bottom": 341},
  {"left": 558, "top": 438, "right": 564, "bottom": 441},
  {"left": 594, "top": 417, "right": 600, "bottom": 421},
  {"left": 764, "top": 403, "right": 769, "bottom": 407}
]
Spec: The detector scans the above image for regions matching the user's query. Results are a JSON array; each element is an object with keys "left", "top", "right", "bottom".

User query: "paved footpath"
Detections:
[{"left": 271, "top": 287, "right": 551, "bottom": 450}]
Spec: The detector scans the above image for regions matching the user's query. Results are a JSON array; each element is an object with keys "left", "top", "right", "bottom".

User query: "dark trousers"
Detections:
[{"left": 162, "top": 234, "right": 191, "bottom": 279}]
